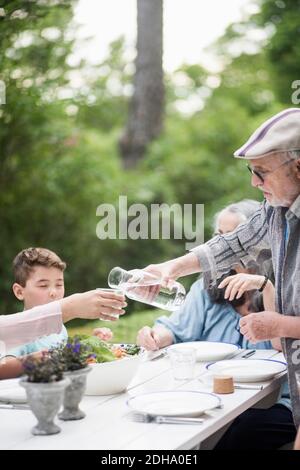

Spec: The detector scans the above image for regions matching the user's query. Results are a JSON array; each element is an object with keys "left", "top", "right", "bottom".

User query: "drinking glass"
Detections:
[{"left": 168, "top": 347, "right": 196, "bottom": 381}]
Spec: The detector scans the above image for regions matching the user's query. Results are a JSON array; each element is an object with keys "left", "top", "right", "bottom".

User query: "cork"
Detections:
[{"left": 213, "top": 375, "right": 234, "bottom": 394}]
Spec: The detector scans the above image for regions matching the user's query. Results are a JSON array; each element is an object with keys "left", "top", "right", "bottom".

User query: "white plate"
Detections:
[
  {"left": 0, "top": 385, "right": 27, "bottom": 404},
  {"left": 206, "top": 359, "right": 287, "bottom": 383},
  {"left": 127, "top": 390, "right": 221, "bottom": 417},
  {"left": 168, "top": 342, "right": 239, "bottom": 362}
]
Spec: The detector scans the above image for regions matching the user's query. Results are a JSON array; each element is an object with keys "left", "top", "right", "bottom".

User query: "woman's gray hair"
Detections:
[{"left": 213, "top": 199, "right": 261, "bottom": 232}]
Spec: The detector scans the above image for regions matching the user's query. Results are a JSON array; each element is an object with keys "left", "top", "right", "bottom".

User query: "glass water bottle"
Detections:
[{"left": 108, "top": 267, "right": 186, "bottom": 311}]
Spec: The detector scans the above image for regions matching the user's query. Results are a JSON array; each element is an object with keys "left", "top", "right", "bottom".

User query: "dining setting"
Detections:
[
  {"left": 0, "top": 248, "right": 292, "bottom": 449},
  {"left": 0, "top": 338, "right": 287, "bottom": 450}
]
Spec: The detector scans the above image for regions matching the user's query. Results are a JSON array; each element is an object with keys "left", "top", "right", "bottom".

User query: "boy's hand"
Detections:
[
  {"left": 61, "top": 290, "right": 127, "bottom": 322},
  {"left": 27, "top": 350, "right": 49, "bottom": 360},
  {"left": 93, "top": 327, "right": 113, "bottom": 341}
]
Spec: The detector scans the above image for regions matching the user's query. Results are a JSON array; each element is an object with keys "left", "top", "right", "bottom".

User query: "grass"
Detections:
[{"left": 67, "top": 308, "right": 167, "bottom": 343}]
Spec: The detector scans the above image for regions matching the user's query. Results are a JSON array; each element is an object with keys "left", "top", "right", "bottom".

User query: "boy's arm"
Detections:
[
  {"left": 0, "top": 301, "right": 62, "bottom": 350},
  {"left": 0, "top": 351, "right": 46, "bottom": 380},
  {"left": 0, "top": 356, "right": 24, "bottom": 380},
  {"left": 0, "top": 290, "right": 126, "bottom": 350}
]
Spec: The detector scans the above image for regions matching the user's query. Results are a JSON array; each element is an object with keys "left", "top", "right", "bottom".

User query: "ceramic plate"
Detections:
[
  {"left": 0, "top": 381, "right": 27, "bottom": 404},
  {"left": 168, "top": 341, "right": 239, "bottom": 362},
  {"left": 127, "top": 390, "right": 221, "bottom": 417},
  {"left": 206, "top": 359, "right": 287, "bottom": 383}
]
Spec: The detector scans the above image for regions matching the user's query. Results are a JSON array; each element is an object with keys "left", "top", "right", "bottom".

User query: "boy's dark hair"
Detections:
[{"left": 13, "top": 247, "right": 66, "bottom": 287}]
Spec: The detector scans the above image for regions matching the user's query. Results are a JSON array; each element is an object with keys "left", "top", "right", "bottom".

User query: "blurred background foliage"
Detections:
[{"left": 0, "top": 0, "right": 299, "bottom": 331}]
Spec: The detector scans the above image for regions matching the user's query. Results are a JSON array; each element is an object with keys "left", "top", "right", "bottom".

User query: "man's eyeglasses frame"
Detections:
[{"left": 246, "top": 159, "right": 293, "bottom": 183}]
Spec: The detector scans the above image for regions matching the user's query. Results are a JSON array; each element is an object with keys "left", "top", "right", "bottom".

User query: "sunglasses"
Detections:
[{"left": 246, "top": 159, "right": 293, "bottom": 183}]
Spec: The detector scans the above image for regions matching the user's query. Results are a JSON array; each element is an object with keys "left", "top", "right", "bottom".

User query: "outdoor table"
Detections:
[{"left": 0, "top": 349, "right": 287, "bottom": 450}]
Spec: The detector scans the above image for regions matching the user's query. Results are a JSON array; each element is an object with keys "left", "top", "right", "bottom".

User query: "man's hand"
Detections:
[
  {"left": 143, "top": 263, "right": 180, "bottom": 290},
  {"left": 125, "top": 269, "right": 161, "bottom": 304},
  {"left": 143, "top": 253, "right": 200, "bottom": 288},
  {"left": 61, "top": 290, "right": 127, "bottom": 323},
  {"left": 239, "top": 311, "right": 283, "bottom": 343}
]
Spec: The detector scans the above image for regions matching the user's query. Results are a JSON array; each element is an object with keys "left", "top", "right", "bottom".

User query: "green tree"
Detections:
[
  {"left": 74, "top": 37, "right": 132, "bottom": 132},
  {"left": 253, "top": 0, "right": 300, "bottom": 104},
  {"left": 0, "top": 0, "right": 77, "bottom": 313},
  {"left": 119, "top": 0, "right": 164, "bottom": 168}
]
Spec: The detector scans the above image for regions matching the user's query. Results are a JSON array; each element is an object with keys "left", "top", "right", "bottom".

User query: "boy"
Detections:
[
  {"left": 8, "top": 247, "right": 117, "bottom": 357},
  {"left": 9, "top": 247, "right": 68, "bottom": 356}
]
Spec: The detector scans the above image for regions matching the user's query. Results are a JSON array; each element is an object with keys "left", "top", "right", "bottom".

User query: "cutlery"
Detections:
[
  {"left": 0, "top": 403, "right": 29, "bottom": 410},
  {"left": 241, "top": 350, "right": 256, "bottom": 359},
  {"left": 148, "top": 349, "right": 168, "bottom": 361},
  {"left": 131, "top": 412, "right": 204, "bottom": 424},
  {"left": 234, "top": 384, "right": 264, "bottom": 390}
]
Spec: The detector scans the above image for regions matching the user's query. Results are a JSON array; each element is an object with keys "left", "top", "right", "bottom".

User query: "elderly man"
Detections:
[{"left": 144, "top": 108, "right": 300, "bottom": 449}]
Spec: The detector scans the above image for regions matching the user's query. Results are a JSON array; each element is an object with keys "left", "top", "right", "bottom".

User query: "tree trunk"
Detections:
[{"left": 119, "top": 0, "right": 164, "bottom": 168}]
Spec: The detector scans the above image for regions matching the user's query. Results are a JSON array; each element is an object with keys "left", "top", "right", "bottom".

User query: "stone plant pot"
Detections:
[
  {"left": 58, "top": 366, "right": 90, "bottom": 421},
  {"left": 20, "top": 377, "right": 69, "bottom": 436}
]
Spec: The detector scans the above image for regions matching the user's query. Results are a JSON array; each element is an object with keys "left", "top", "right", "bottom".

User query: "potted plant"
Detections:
[
  {"left": 55, "top": 337, "right": 92, "bottom": 421},
  {"left": 20, "top": 354, "right": 69, "bottom": 436}
]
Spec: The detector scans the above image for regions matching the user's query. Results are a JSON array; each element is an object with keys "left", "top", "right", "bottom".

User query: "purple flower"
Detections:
[{"left": 73, "top": 343, "right": 81, "bottom": 354}]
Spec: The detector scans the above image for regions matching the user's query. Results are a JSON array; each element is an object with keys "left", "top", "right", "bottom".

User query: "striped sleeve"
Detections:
[{"left": 191, "top": 202, "right": 272, "bottom": 288}]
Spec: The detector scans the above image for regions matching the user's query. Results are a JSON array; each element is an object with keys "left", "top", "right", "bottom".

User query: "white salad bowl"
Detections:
[{"left": 85, "top": 346, "right": 144, "bottom": 396}]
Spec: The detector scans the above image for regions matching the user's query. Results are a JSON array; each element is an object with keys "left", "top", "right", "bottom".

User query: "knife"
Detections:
[
  {"left": 234, "top": 384, "right": 264, "bottom": 390},
  {"left": 147, "top": 349, "right": 168, "bottom": 361},
  {"left": 241, "top": 350, "right": 256, "bottom": 359},
  {"left": 155, "top": 416, "right": 204, "bottom": 425},
  {"left": 0, "top": 403, "right": 29, "bottom": 410}
]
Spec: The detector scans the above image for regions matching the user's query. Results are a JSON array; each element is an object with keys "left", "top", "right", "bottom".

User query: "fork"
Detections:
[{"left": 130, "top": 412, "right": 204, "bottom": 424}]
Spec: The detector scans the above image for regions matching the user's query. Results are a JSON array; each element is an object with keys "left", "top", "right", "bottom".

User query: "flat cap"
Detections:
[{"left": 234, "top": 108, "right": 300, "bottom": 159}]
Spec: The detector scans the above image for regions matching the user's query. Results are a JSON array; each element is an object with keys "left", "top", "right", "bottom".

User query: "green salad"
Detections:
[{"left": 77, "top": 335, "right": 141, "bottom": 364}]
